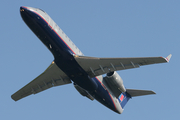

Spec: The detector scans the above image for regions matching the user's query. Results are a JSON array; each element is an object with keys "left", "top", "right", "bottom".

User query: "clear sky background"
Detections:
[{"left": 0, "top": 0, "right": 179, "bottom": 120}]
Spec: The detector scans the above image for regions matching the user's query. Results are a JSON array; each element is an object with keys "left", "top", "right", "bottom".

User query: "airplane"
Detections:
[{"left": 11, "top": 6, "right": 172, "bottom": 114}]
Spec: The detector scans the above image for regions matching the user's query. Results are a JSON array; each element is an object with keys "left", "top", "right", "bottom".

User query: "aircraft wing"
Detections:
[
  {"left": 75, "top": 54, "right": 172, "bottom": 77},
  {"left": 11, "top": 62, "right": 71, "bottom": 101}
]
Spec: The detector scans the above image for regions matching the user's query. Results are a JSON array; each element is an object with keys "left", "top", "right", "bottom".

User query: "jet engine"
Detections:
[{"left": 105, "top": 71, "right": 126, "bottom": 93}]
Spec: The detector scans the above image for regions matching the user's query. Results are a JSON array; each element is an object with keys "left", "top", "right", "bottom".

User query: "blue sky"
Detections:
[{"left": 0, "top": 0, "right": 179, "bottom": 120}]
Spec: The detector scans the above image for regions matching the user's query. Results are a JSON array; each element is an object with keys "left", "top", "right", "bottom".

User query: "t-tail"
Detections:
[{"left": 118, "top": 89, "right": 156, "bottom": 109}]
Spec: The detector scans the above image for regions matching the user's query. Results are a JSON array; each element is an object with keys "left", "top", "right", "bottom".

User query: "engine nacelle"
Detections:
[{"left": 106, "top": 71, "right": 126, "bottom": 93}]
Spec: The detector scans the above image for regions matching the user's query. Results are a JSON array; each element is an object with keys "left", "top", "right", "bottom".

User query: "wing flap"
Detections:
[
  {"left": 11, "top": 62, "right": 71, "bottom": 101},
  {"left": 75, "top": 54, "right": 171, "bottom": 77}
]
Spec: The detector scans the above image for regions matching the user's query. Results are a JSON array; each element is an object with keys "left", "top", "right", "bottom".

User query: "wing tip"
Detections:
[
  {"left": 151, "top": 91, "right": 156, "bottom": 94},
  {"left": 11, "top": 94, "right": 18, "bottom": 101}
]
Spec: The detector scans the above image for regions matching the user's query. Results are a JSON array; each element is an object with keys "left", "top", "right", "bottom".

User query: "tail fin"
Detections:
[
  {"left": 118, "top": 92, "right": 131, "bottom": 109},
  {"left": 118, "top": 89, "right": 156, "bottom": 109}
]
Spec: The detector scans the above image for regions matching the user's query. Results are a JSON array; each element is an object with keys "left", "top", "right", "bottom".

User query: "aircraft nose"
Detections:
[{"left": 20, "top": 6, "right": 27, "bottom": 12}]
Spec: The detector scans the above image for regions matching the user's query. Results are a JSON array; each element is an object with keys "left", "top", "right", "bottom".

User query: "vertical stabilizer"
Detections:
[{"left": 118, "top": 92, "right": 131, "bottom": 108}]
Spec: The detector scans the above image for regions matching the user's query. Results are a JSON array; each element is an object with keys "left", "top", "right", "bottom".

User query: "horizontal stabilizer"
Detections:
[{"left": 126, "top": 89, "right": 156, "bottom": 97}]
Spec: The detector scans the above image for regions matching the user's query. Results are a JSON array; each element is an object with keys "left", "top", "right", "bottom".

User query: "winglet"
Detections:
[{"left": 165, "top": 54, "right": 172, "bottom": 62}]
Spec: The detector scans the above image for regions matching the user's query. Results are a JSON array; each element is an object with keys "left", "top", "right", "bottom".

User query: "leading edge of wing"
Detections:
[{"left": 76, "top": 54, "right": 172, "bottom": 62}]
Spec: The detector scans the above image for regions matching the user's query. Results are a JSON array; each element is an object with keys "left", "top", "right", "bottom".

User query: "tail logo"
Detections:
[{"left": 119, "top": 94, "right": 124, "bottom": 102}]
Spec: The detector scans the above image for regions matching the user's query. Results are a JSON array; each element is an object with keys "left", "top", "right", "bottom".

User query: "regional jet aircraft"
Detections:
[{"left": 11, "top": 6, "right": 172, "bottom": 114}]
